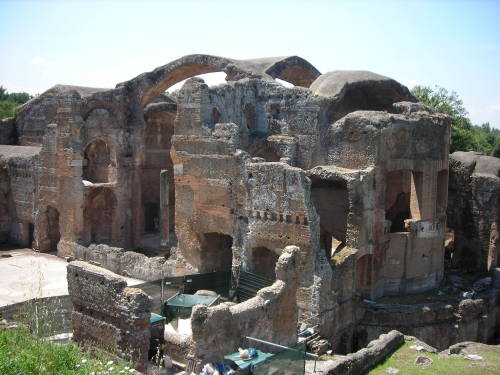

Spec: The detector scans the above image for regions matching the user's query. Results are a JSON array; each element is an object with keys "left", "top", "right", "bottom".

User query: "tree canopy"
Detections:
[
  {"left": 411, "top": 85, "right": 500, "bottom": 156},
  {"left": 0, "top": 86, "right": 33, "bottom": 119}
]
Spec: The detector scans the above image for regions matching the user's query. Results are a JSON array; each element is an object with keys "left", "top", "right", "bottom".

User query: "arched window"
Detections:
[{"left": 83, "top": 140, "right": 116, "bottom": 183}]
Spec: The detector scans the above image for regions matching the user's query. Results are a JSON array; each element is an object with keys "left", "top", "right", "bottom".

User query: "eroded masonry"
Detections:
[{"left": 1, "top": 54, "right": 499, "bottom": 369}]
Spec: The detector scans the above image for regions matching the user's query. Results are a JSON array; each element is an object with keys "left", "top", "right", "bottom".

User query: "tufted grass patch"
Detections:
[
  {"left": 0, "top": 326, "right": 136, "bottom": 375},
  {"left": 368, "top": 340, "right": 500, "bottom": 375}
]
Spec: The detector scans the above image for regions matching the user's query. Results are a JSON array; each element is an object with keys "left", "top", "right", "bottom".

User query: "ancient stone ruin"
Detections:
[{"left": 1, "top": 54, "right": 499, "bottom": 371}]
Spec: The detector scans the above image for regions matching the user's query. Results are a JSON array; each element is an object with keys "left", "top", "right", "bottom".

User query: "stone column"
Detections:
[{"left": 160, "top": 169, "right": 169, "bottom": 249}]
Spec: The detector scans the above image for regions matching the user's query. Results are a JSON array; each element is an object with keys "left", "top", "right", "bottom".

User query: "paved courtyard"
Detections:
[{"left": 0, "top": 247, "right": 142, "bottom": 307}]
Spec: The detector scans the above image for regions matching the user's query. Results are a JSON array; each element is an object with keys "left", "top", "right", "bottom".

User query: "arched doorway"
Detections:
[
  {"left": 83, "top": 139, "right": 116, "bottom": 183},
  {"left": 250, "top": 247, "right": 280, "bottom": 280},
  {"left": 46, "top": 206, "right": 60, "bottom": 250}
]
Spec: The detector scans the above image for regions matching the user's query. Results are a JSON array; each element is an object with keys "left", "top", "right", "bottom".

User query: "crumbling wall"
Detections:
[
  {"left": 61, "top": 241, "right": 192, "bottom": 280},
  {"left": 325, "top": 247, "right": 364, "bottom": 353},
  {"left": 172, "top": 246, "right": 299, "bottom": 367},
  {"left": 243, "top": 162, "right": 318, "bottom": 311},
  {"left": 67, "top": 261, "right": 152, "bottom": 366},
  {"left": 330, "top": 103, "right": 451, "bottom": 299},
  {"left": 357, "top": 291, "right": 497, "bottom": 350},
  {"left": 318, "top": 330, "right": 404, "bottom": 375},
  {"left": 0, "top": 145, "right": 40, "bottom": 247},
  {"left": 447, "top": 151, "right": 500, "bottom": 272},
  {"left": 171, "top": 77, "right": 320, "bottom": 314}
]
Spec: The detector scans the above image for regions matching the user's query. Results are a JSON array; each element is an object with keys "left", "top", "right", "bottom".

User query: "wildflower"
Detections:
[
  {"left": 107, "top": 360, "right": 114, "bottom": 365},
  {"left": 82, "top": 359, "right": 87, "bottom": 363}
]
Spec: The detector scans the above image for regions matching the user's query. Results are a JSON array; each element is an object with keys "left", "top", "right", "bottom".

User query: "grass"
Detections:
[
  {"left": 368, "top": 340, "right": 500, "bottom": 375},
  {"left": 0, "top": 326, "right": 137, "bottom": 375}
]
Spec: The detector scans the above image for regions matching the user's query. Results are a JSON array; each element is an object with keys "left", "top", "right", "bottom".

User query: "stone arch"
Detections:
[
  {"left": 264, "top": 56, "right": 321, "bottom": 88},
  {"left": 250, "top": 246, "right": 281, "bottom": 280},
  {"left": 120, "top": 54, "right": 321, "bottom": 106},
  {"left": 82, "top": 139, "right": 117, "bottom": 183},
  {"left": 45, "top": 206, "right": 60, "bottom": 250},
  {"left": 83, "top": 105, "right": 118, "bottom": 123},
  {"left": 128, "top": 55, "right": 237, "bottom": 106},
  {"left": 85, "top": 188, "right": 116, "bottom": 244}
]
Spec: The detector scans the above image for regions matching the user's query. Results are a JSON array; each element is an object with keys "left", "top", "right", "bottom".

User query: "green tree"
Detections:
[
  {"left": 411, "top": 85, "right": 468, "bottom": 118},
  {"left": 8, "top": 91, "right": 32, "bottom": 104},
  {"left": 0, "top": 101, "right": 17, "bottom": 119},
  {"left": 0, "top": 86, "right": 7, "bottom": 101},
  {"left": 411, "top": 85, "right": 499, "bottom": 155},
  {"left": 0, "top": 86, "right": 33, "bottom": 119}
]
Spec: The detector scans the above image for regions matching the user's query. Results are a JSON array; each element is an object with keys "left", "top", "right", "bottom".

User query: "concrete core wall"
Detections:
[{"left": 67, "top": 261, "right": 152, "bottom": 366}]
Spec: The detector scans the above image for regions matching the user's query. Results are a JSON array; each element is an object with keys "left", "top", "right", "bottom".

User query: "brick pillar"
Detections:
[{"left": 160, "top": 169, "right": 169, "bottom": 248}]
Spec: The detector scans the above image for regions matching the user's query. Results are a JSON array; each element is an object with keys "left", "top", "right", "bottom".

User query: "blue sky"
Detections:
[{"left": 1, "top": 0, "right": 499, "bottom": 127}]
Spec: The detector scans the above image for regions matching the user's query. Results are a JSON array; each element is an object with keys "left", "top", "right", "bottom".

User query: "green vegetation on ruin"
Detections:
[
  {"left": 0, "top": 326, "right": 135, "bottom": 375},
  {"left": 369, "top": 340, "right": 500, "bottom": 375}
]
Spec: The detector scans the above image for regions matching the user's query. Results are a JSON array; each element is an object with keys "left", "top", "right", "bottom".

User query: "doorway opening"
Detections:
[
  {"left": 310, "top": 177, "right": 348, "bottom": 258},
  {"left": 46, "top": 206, "right": 60, "bottom": 250},
  {"left": 250, "top": 247, "right": 280, "bottom": 280},
  {"left": 199, "top": 233, "right": 233, "bottom": 272},
  {"left": 144, "top": 203, "right": 160, "bottom": 233}
]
